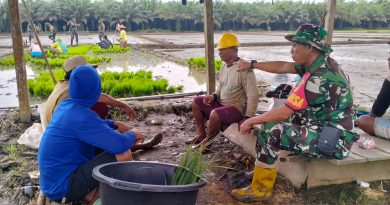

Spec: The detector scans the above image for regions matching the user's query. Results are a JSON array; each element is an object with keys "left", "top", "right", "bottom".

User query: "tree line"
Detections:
[{"left": 0, "top": 0, "right": 389, "bottom": 33}]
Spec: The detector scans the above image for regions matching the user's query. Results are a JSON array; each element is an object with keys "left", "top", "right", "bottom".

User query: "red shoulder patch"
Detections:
[{"left": 285, "top": 72, "right": 311, "bottom": 111}]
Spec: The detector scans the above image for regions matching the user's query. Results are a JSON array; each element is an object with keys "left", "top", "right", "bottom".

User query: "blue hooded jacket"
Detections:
[{"left": 38, "top": 65, "right": 136, "bottom": 201}]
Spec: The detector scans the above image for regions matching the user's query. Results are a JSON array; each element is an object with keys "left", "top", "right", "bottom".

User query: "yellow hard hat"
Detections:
[{"left": 216, "top": 33, "right": 240, "bottom": 49}]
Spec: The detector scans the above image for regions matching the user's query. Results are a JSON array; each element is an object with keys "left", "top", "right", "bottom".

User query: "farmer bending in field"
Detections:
[
  {"left": 186, "top": 33, "right": 259, "bottom": 149},
  {"left": 41, "top": 56, "right": 162, "bottom": 151},
  {"left": 231, "top": 24, "right": 359, "bottom": 202},
  {"left": 38, "top": 65, "right": 145, "bottom": 204},
  {"left": 50, "top": 38, "right": 68, "bottom": 55},
  {"left": 356, "top": 54, "right": 390, "bottom": 139}
]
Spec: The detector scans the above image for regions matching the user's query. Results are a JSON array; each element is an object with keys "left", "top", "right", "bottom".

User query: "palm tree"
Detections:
[
  {"left": 357, "top": 2, "right": 387, "bottom": 29},
  {"left": 138, "top": 0, "right": 159, "bottom": 30},
  {"left": 213, "top": 0, "right": 233, "bottom": 30},
  {"left": 275, "top": 2, "right": 309, "bottom": 30},
  {"left": 60, "top": 0, "right": 94, "bottom": 31},
  {"left": 158, "top": 1, "right": 191, "bottom": 32},
  {"left": 229, "top": 3, "right": 258, "bottom": 30},
  {"left": 116, "top": 0, "right": 147, "bottom": 31},
  {"left": 0, "top": 0, "right": 10, "bottom": 32}
]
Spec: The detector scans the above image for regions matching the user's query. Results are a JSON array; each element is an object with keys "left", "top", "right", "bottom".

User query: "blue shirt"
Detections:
[{"left": 37, "top": 65, "right": 136, "bottom": 201}]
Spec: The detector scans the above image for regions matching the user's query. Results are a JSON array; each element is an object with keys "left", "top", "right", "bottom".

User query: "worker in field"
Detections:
[
  {"left": 232, "top": 24, "right": 359, "bottom": 202},
  {"left": 67, "top": 18, "right": 80, "bottom": 46},
  {"left": 118, "top": 24, "right": 127, "bottom": 48},
  {"left": 45, "top": 22, "right": 56, "bottom": 43},
  {"left": 186, "top": 33, "right": 259, "bottom": 149},
  {"left": 38, "top": 65, "right": 144, "bottom": 205},
  {"left": 98, "top": 20, "right": 106, "bottom": 42},
  {"left": 50, "top": 38, "right": 68, "bottom": 55},
  {"left": 356, "top": 54, "right": 390, "bottom": 139}
]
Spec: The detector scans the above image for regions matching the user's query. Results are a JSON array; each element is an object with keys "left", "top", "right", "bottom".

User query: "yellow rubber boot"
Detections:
[{"left": 230, "top": 165, "right": 277, "bottom": 202}]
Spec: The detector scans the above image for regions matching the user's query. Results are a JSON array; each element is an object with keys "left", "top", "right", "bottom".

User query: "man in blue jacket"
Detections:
[{"left": 38, "top": 65, "right": 143, "bottom": 204}]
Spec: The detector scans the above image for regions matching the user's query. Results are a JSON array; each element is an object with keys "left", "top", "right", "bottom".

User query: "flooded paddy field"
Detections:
[{"left": 0, "top": 31, "right": 390, "bottom": 204}]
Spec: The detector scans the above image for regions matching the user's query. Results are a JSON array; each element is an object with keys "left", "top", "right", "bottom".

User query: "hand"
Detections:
[
  {"left": 237, "top": 61, "right": 251, "bottom": 72},
  {"left": 124, "top": 106, "right": 137, "bottom": 121},
  {"left": 115, "top": 121, "right": 133, "bottom": 133},
  {"left": 202, "top": 95, "right": 214, "bottom": 106},
  {"left": 239, "top": 116, "right": 250, "bottom": 126},
  {"left": 132, "top": 130, "right": 145, "bottom": 143},
  {"left": 239, "top": 118, "right": 253, "bottom": 134}
]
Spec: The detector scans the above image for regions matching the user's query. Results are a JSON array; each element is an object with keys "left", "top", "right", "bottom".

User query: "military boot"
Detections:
[{"left": 230, "top": 165, "right": 277, "bottom": 202}]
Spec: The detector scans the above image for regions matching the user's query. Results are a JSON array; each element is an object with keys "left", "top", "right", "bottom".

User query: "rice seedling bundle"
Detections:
[
  {"left": 101, "top": 71, "right": 175, "bottom": 97},
  {"left": 92, "top": 45, "right": 130, "bottom": 54},
  {"left": 0, "top": 56, "right": 15, "bottom": 67},
  {"left": 187, "top": 57, "right": 222, "bottom": 72},
  {"left": 172, "top": 144, "right": 211, "bottom": 185},
  {"left": 27, "top": 69, "right": 65, "bottom": 97}
]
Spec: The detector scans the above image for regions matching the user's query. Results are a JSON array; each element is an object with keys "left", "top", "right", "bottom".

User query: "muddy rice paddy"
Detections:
[{"left": 0, "top": 31, "right": 390, "bottom": 204}]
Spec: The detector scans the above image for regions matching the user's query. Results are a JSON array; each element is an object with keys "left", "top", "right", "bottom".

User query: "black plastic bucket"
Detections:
[{"left": 92, "top": 161, "right": 207, "bottom": 205}]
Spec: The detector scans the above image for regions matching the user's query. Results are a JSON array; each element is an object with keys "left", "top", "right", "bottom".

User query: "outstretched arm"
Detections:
[
  {"left": 98, "top": 93, "right": 137, "bottom": 120},
  {"left": 238, "top": 60, "right": 297, "bottom": 74}
]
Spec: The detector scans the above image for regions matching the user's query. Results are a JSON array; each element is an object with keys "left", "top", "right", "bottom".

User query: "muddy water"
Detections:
[
  {"left": 0, "top": 66, "right": 35, "bottom": 108},
  {"left": 99, "top": 50, "right": 206, "bottom": 92}
]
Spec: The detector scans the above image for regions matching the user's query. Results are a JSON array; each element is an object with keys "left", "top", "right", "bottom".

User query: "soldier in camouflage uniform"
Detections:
[
  {"left": 231, "top": 24, "right": 359, "bottom": 203},
  {"left": 27, "top": 23, "right": 34, "bottom": 45},
  {"left": 68, "top": 18, "right": 80, "bottom": 46},
  {"left": 45, "top": 23, "right": 56, "bottom": 43}
]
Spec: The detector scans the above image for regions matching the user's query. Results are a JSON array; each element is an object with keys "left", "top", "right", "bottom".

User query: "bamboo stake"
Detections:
[
  {"left": 0, "top": 91, "right": 206, "bottom": 110},
  {"left": 21, "top": 0, "right": 57, "bottom": 84},
  {"left": 118, "top": 91, "right": 206, "bottom": 101}
]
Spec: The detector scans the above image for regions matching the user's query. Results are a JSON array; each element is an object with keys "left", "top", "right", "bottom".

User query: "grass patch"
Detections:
[
  {"left": 28, "top": 69, "right": 183, "bottom": 98},
  {"left": 4, "top": 144, "right": 20, "bottom": 159},
  {"left": 187, "top": 57, "right": 222, "bottom": 72}
]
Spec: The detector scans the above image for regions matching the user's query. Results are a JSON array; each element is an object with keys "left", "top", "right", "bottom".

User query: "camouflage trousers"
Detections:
[
  {"left": 71, "top": 31, "right": 78, "bottom": 45},
  {"left": 255, "top": 118, "right": 352, "bottom": 165},
  {"left": 48, "top": 30, "right": 56, "bottom": 42}
]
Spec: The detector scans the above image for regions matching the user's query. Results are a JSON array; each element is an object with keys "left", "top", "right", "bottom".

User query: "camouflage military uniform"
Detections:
[
  {"left": 256, "top": 54, "right": 359, "bottom": 165},
  {"left": 27, "top": 24, "right": 33, "bottom": 43},
  {"left": 69, "top": 21, "right": 79, "bottom": 46},
  {"left": 47, "top": 24, "right": 56, "bottom": 43}
]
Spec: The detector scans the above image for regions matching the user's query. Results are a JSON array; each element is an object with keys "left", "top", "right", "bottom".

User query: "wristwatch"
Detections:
[{"left": 250, "top": 60, "right": 257, "bottom": 69}]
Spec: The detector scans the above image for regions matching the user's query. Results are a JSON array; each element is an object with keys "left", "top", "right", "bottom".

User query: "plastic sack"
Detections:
[
  {"left": 17, "top": 123, "right": 43, "bottom": 150},
  {"left": 357, "top": 136, "right": 376, "bottom": 149}
]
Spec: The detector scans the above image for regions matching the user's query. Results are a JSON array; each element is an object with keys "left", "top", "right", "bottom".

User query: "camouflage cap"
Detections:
[{"left": 285, "top": 24, "right": 333, "bottom": 53}]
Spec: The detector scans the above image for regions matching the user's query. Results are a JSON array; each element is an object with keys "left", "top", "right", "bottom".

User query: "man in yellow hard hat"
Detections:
[{"left": 186, "top": 33, "right": 259, "bottom": 148}]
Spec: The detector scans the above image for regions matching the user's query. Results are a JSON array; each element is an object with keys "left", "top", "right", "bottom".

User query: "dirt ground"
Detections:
[{"left": 0, "top": 99, "right": 389, "bottom": 205}]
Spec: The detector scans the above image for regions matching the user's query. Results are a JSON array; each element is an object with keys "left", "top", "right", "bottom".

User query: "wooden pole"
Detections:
[
  {"left": 8, "top": 0, "right": 31, "bottom": 123},
  {"left": 22, "top": 0, "right": 57, "bottom": 84},
  {"left": 325, "top": 0, "right": 336, "bottom": 45},
  {"left": 203, "top": 0, "right": 215, "bottom": 94}
]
